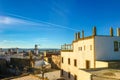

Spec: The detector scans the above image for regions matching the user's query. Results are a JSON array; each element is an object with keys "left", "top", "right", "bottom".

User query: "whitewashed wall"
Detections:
[{"left": 95, "top": 36, "right": 120, "bottom": 60}]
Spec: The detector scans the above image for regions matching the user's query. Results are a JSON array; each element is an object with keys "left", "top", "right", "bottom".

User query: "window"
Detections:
[
  {"left": 114, "top": 41, "right": 118, "bottom": 51},
  {"left": 61, "top": 69, "right": 63, "bottom": 76},
  {"left": 90, "top": 45, "right": 92, "bottom": 50},
  {"left": 81, "top": 47, "right": 82, "bottom": 51},
  {"left": 86, "top": 60, "right": 90, "bottom": 69},
  {"left": 68, "top": 72, "right": 71, "bottom": 78},
  {"left": 62, "top": 57, "right": 63, "bottom": 63},
  {"left": 68, "top": 58, "right": 70, "bottom": 65},
  {"left": 74, "top": 59, "right": 77, "bottom": 67},
  {"left": 78, "top": 47, "right": 82, "bottom": 51},
  {"left": 74, "top": 75, "right": 77, "bottom": 80}
]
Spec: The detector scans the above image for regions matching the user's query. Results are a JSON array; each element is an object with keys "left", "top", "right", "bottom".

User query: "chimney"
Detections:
[
  {"left": 74, "top": 33, "right": 78, "bottom": 41},
  {"left": 93, "top": 26, "right": 96, "bottom": 36},
  {"left": 77, "top": 32, "right": 80, "bottom": 39},
  {"left": 117, "top": 28, "right": 120, "bottom": 36},
  {"left": 82, "top": 30, "right": 84, "bottom": 38},
  {"left": 110, "top": 27, "right": 113, "bottom": 36}
]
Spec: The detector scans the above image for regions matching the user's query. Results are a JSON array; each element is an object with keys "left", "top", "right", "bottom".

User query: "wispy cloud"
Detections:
[
  {"left": 2, "top": 14, "right": 79, "bottom": 31},
  {"left": 0, "top": 16, "right": 45, "bottom": 26},
  {"left": 1, "top": 40, "right": 25, "bottom": 43},
  {"left": 51, "top": 0, "right": 69, "bottom": 17},
  {"left": 0, "top": 13, "right": 79, "bottom": 31},
  {"left": 0, "top": 16, "right": 11, "bottom": 24},
  {"left": 0, "top": 16, "right": 25, "bottom": 24}
]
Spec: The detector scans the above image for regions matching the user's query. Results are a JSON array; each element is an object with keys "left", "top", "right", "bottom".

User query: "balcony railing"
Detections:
[{"left": 61, "top": 44, "right": 73, "bottom": 52}]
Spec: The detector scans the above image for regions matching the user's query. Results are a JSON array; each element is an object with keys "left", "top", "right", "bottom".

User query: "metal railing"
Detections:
[{"left": 61, "top": 44, "right": 73, "bottom": 51}]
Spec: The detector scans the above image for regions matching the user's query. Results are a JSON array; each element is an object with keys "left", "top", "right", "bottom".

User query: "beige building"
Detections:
[
  {"left": 61, "top": 27, "right": 120, "bottom": 80},
  {"left": 44, "top": 50, "right": 61, "bottom": 69}
]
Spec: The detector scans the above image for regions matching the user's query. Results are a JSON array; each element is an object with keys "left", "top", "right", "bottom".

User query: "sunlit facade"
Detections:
[{"left": 61, "top": 27, "right": 120, "bottom": 80}]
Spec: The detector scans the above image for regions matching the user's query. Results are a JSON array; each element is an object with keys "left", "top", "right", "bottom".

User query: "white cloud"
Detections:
[
  {"left": 0, "top": 15, "right": 48, "bottom": 26},
  {"left": 0, "top": 17, "right": 11, "bottom": 24},
  {"left": 1, "top": 40, "right": 25, "bottom": 43},
  {"left": 0, "top": 16, "right": 20, "bottom": 24},
  {"left": 0, "top": 16, "right": 35, "bottom": 25},
  {"left": 0, "top": 14, "right": 79, "bottom": 31}
]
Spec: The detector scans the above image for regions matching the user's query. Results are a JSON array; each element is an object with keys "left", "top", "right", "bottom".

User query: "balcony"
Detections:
[{"left": 61, "top": 44, "right": 73, "bottom": 52}]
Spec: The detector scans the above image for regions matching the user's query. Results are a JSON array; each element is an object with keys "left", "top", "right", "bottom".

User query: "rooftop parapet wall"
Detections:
[
  {"left": 74, "top": 27, "right": 120, "bottom": 41},
  {"left": 61, "top": 27, "right": 120, "bottom": 51},
  {"left": 74, "top": 26, "right": 96, "bottom": 41}
]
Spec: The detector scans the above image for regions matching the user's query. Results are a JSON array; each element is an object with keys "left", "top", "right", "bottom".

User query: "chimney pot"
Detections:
[
  {"left": 117, "top": 28, "right": 120, "bottom": 36},
  {"left": 77, "top": 32, "right": 80, "bottom": 39},
  {"left": 93, "top": 26, "right": 96, "bottom": 36},
  {"left": 74, "top": 33, "right": 78, "bottom": 41},
  {"left": 110, "top": 27, "right": 113, "bottom": 36},
  {"left": 82, "top": 30, "right": 84, "bottom": 38}
]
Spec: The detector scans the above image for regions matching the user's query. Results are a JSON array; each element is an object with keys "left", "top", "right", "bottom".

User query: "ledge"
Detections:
[{"left": 61, "top": 50, "right": 73, "bottom": 52}]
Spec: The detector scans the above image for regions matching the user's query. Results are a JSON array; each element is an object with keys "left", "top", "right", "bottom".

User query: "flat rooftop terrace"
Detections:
[{"left": 84, "top": 68, "right": 120, "bottom": 80}]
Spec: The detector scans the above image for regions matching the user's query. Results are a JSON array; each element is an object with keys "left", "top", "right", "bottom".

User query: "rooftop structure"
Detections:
[{"left": 61, "top": 27, "right": 120, "bottom": 80}]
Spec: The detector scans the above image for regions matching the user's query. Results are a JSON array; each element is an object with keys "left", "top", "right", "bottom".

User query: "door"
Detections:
[{"left": 86, "top": 60, "right": 90, "bottom": 69}]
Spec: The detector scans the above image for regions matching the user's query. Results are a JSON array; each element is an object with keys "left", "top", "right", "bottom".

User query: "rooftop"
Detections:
[
  {"left": 83, "top": 68, "right": 120, "bottom": 80},
  {"left": 11, "top": 74, "right": 40, "bottom": 80}
]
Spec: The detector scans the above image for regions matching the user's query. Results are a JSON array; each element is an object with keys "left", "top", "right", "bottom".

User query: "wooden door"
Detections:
[{"left": 86, "top": 60, "right": 90, "bottom": 69}]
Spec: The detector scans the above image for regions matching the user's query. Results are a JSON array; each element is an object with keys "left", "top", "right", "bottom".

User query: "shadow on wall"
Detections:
[
  {"left": 51, "top": 59, "right": 61, "bottom": 69},
  {"left": 50, "top": 55, "right": 61, "bottom": 69}
]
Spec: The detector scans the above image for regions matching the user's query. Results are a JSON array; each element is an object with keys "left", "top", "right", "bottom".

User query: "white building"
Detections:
[{"left": 61, "top": 27, "right": 120, "bottom": 80}]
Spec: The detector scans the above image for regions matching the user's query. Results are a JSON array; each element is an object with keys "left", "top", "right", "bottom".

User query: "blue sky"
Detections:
[{"left": 0, "top": 0, "right": 120, "bottom": 48}]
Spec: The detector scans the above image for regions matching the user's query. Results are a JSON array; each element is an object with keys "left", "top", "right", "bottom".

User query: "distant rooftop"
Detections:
[{"left": 11, "top": 74, "right": 40, "bottom": 80}]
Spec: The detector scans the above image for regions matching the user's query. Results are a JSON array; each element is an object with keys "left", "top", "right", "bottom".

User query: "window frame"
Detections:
[
  {"left": 90, "top": 45, "right": 92, "bottom": 50},
  {"left": 74, "top": 75, "right": 77, "bottom": 80},
  {"left": 114, "top": 41, "right": 119, "bottom": 51},
  {"left": 74, "top": 59, "right": 77, "bottom": 67},
  {"left": 68, "top": 58, "right": 70, "bottom": 65},
  {"left": 61, "top": 69, "right": 63, "bottom": 76},
  {"left": 68, "top": 72, "right": 71, "bottom": 78},
  {"left": 78, "top": 47, "right": 82, "bottom": 51},
  {"left": 62, "top": 57, "right": 63, "bottom": 63}
]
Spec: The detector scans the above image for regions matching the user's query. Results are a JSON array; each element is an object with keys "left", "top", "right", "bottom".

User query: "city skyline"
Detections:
[{"left": 0, "top": 0, "right": 120, "bottom": 48}]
